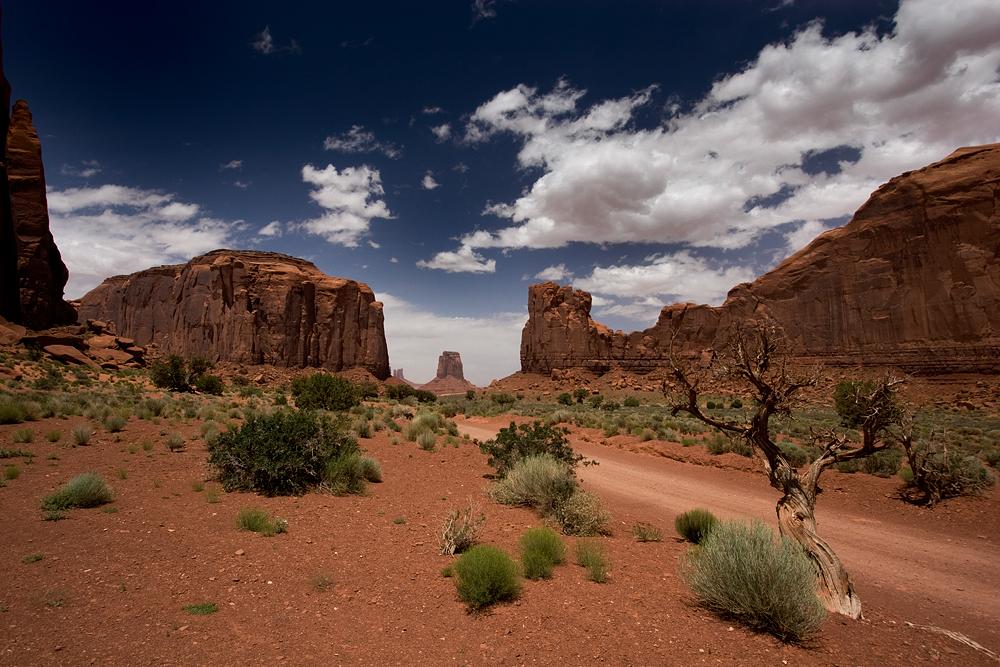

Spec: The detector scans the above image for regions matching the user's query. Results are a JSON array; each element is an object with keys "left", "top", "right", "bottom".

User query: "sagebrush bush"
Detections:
[
  {"left": 480, "top": 421, "right": 583, "bottom": 477},
  {"left": 490, "top": 454, "right": 576, "bottom": 515},
  {"left": 323, "top": 451, "right": 381, "bottom": 495},
  {"left": 682, "top": 520, "right": 826, "bottom": 642},
  {"left": 861, "top": 447, "right": 902, "bottom": 477},
  {"left": 0, "top": 397, "right": 26, "bottom": 424},
  {"left": 575, "top": 539, "right": 609, "bottom": 583},
  {"left": 417, "top": 430, "right": 437, "bottom": 451},
  {"left": 209, "top": 409, "right": 359, "bottom": 496},
  {"left": 150, "top": 355, "right": 191, "bottom": 392},
  {"left": 453, "top": 545, "right": 520, "bottom": 610},
  {"left": 440, "top": 503, "right": 486, "bottom": 555},
  {"left": 553, "top": 489, "right": 610, "bottom": 536},
  {"left": 104, "top": 413, "right": 128, "bottom": 433},
  {"left": 520, "top": 526, "right": 565, "bottom": 579},
  {"left": 41, "top": 473, "right": 113, "bottom": 510},
  {"left": 12, "top": 428, "right": 33, "bottom": 443},
  {"left": 675, "top": 508, "right": 718, "bottom": 544},
  {"left": 904, "top": 443, "right": 994, "bottom": 504},
  {"left": 72, "top": 425, "right": 93, "bottom": 446},
  {"left": 237, "top": 508, "right": 287, "bottom": 536},
  {"left": 291, "top": 373, "right": 360, "bottom": 411},
  {"left": 194, "top": 374, "right": 225, "bottom": 395}
]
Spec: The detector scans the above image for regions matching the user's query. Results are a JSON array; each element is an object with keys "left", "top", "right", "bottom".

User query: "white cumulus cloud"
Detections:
[
  {"left": 535, "top": 263, "right": 573, "bottom": 282},
  {"left": 323, "top": 125, "right": 401, "bottom": 159},
  {"left": 416, "top": 244, "right": 495, "bottom": 274},
  {"left": 299, "top": 164, "right": 393, "bottom": 247},
  {"left": 421, "top": 171, "right": 440, "bottom": 190},
  {"left": 47, "top": 184, "right": 242, "bottom": 298}
]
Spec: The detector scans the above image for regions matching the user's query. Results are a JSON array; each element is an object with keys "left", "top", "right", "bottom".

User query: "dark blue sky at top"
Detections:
[{"left": 5, "top": 0, "right": 897, "bottom": 326}]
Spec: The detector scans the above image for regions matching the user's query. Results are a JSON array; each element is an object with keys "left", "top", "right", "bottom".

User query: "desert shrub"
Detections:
[
  {"left": 453, "top": 545, "right": 521, "bottom": 610},
  {"left": 706, "top": 400, "right": 717, "bottom": 410},
  {"left": 417, "top": 430, "right": 436, "bottom": 451},
  {"left": 861, "top": 447, "right": 902, "bottom": 477},
  {"left": 0, "top": 397, "right": 26, "bottom": 424},
  {"left": 490, "top": 392, "right": 516, "bottom": 406},
  {"left": 730, "top": 398, "right": 743, "bottom": 409},
  {"left": 553, "top": 489, "right": 610, "bottom": 536},
  {"left": 985, "top": 448, "right": 1000, "bottom": 468},
  {"left": 323, "top": 451, "right": 380, "bottom": 495},
  {"left": 104, "top": 413, "right": 128, "bottom": 433},
  {"left": 520, "top": 526, "right": 565, "bottom": 579},
  {"left": 183, "top": 602, "right": 218, "bottom": 615},
  {"left": 5, "top": 464, "right": 20, "bottom": 480},
  {"left": 440, "top": 503, "right": 486, "bottom": 555},
  {"left": 385, "top": 384, "right": 436, "bottom": 402},
  {"left": 12, "top": 428, "right": 33, "bottom": 443},
  {"left": 632, "top": 521, "right": 662, "bottom": 542},
  {"left": 291, "top": 373, "right": 360, "bottom": 411},
  {"left": 41, "top": 473, "right": 113, "bottom": 510},
  {"left": 904, "top": 442, "right": 995, "bottom": 504},
  {"left": 675, "top": 508, "right": 718, "bottom": 544},
  {"left": 603, "top": 401, "right": 620, "bottom": 412},
  {"left": 834, "top": 379, "right": 904, "bottom": 431},
  {"left": 352, "top": 419, "right": 372, "bottom": 439},
  {"left": 778, "top": 441, "right": 809, "bottom": 468},
  {"left": 465, "top": 389, "right": 476, "bottom": 400},
  {"left": 623, "top": 396, "right": 640, "bottom": 408},
  {"left": 194, "top": 374, "right": 225, "bottom": 396},
  {"left": 46, "top": 430, "right": 62, "bottom": 443},
  {"left": 480, "top": 421, "right": 583, "bottom": 477},
  {"left": 557, "top": 392, "right": 573, "bottom": 406},
  {"left": 72, "top": 425, "right": 93, "bottom": 446},
  {"left": 682, "top": 520, "right": 826, "bottom": 641},
  {"left": 575, "top": 539, "right": 609, "bottom": 583},
  {"left": 588, "top": 395, "right": 604, "bottom": 408},
  {"left": 166, "top": 433, "right": 185, "bottom": 452},
  {"left": 490, "top": 454, "right": 576, "bottom": 515},
  {"left": 237, "top": 508, "right": 287, "bottom": 536},
  {"left": 150, "top": 355, "right": 191, "bottom": 392},
  {"left": 640, "top": 429, "right": 656, "bottom": 442},
  {"left": 209, "top": 409, "right": 359, "bottom": 496}
]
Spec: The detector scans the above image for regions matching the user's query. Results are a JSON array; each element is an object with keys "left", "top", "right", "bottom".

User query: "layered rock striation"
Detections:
[
  {"left": 79, "top": 250, "right": 390, "bottom": 379},
  {"left": 522, "top": 144, "right": 1000, "bottom": 375}
]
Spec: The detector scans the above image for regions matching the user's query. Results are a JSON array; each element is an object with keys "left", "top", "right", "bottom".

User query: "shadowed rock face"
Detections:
[
  {"left": 436, "top": 351, "right": 465, "bottom": 381},
  {"left": 522, "top": 144, "right": 1000, "bottom": 375},
  {"left": 78, "top": 250, "right": 390, "bottom": 379},
  {"left": 0, "top": 29, "right": 76, "bottom": 329}
]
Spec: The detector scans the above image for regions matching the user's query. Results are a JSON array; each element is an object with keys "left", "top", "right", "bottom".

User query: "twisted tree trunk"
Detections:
[{"left": 775, "top": 481, "right": 862, "bottom": 618}]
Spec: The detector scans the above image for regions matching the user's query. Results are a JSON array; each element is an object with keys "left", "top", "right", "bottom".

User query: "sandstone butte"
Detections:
[
  {"left": 522, "top": 143, "right": 1000, "bottom": 376},
  {"left": 78, "top": 250, "right": 390, "bottom": 379},
  {"left": 420, "top": 351, "right": 476, "bottom": 394},
  {"left": 0, "top": 40, "right": 76, "bottom": 330}
]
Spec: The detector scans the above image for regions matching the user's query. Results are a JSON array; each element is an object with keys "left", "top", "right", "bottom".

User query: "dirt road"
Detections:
[{"left": 456, "top": 419, "right": 1000, "bottom": 653}]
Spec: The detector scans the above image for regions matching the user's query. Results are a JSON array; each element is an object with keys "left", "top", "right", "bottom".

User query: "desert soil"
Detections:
[{"left": 0, "top": 412, "right": 997, "bottom": 666}]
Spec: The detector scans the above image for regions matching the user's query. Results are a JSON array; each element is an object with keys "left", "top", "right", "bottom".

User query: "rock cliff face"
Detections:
[
  {"left": 79, "top": 250, "right": 390, "bottom": 379},
  {"left": 522, "top": 144, "right": 1000, "bottom": 375},
  {"left": 0, "top": 32, "right": 75, "bottom": 329},
  {"left": 421, "top": 351, "right": 476, "bottom": 394}
]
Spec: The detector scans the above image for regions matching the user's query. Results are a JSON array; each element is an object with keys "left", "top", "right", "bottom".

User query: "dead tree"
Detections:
[{"left": 663, "top": 322, "right": 903, "bottom": 620}]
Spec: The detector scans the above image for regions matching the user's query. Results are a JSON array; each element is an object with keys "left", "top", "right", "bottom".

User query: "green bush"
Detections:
[
  {"left": 104, "top": 413, "right": 128, "bottom": 433},
  {"left": 682, "top": 520, "right": 826, "bottom": 641},
  {"left": 575, "top": 539, "right": 609, "bottom": 583},
  {"left": 0, "top": 397, "right": 26, "bottom": 424},
  {"left": 623, "top": 396, "right": 640, "bottom": 408},
  {"left": 237, "top": 508, "right": 287, "bottom": 536},
  {"left": 862, "top": 448, "right": 902, "bottom": 477},
  {"left": 453, "top": 545, "right": 521, "bottom": 610},
  {"left": 12, "top": 428, "right": 33, "bottom": 443},
  {"left": 490, "top": 454, "right": 576, "bottom": 515},
  {"left": 520, "top": 526, "right": 565, "bottom": 580},
  {"left": 465, "top": 389, "right": 476, "bottom": 400},
  {"left": 730, "top": 398, "right": 743, "bottom": 409},
  {"left": 150, "top": 355, "right": 191, "bottom": 392},
  {"left": 209, "top": 409, "right": 359, "bottom": 495},
  {"left": 779, "top": 442, "right": 810, "bottom": 468},
  {"left": 553, "top": 489, "right": 610, "bottom": 536},
  {"left": 480, "top": 421, "right": 583, "bottom": 477},
  {"left": 166, "top": 433, "right": 185, "bottom": 452},
  {"left": 417, "top": 430, "right": 436, "bottom": 451},
  {"left": 385, "top": 384, "right": 437, "bottom": 403},
  {"left": 41, "top": 473, "right": 113, "bottom": 510},
  {"left": 557, "top": 392, "right": 573, "bottom": 406},
  {"left": 905, "top": 443, "right": 995, "bottom": 504},
  {"left": 588, "top": 395, "right": 604, "bottom": 408},
  {"left": 675, "top": 508, "right": 718, "bottom": 544},
  {"left": 291, "top": 373, "right": 360, "bottom": 411},
  {"left": 194, "top": 374, "right": 225, "bottom": 395},
  {"left": 323, "top": 451, "right": 381, "bottom": 495}
]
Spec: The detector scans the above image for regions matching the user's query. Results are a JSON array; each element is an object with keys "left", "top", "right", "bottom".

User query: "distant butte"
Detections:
[
  {"left": 521, "top": 144, "right": 1000, "bottom": 376},
  {"left": 78, "top": 250, "right": 390, "bottom": 379},
  {"left": 420, "top": 351, "right": 476, "bottom": 395}
]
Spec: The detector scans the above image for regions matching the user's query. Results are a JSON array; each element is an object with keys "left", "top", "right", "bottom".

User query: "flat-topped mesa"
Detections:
[
  {"left": 78, "top": 250, "right": 390, "bottom": 379},
  {"left": 436, "top": 351, "right": 465, "bottom": 381},
  {"left": 522, "top": 143, "right": 1000, "bottom": 375},
  {"left": 421, "top": 350, "right": 476, "bottom": 394}
]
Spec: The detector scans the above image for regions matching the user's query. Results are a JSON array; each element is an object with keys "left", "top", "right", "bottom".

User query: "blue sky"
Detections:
[{"left": 6, "top": 0, "right": 1000, "bottom": 383}]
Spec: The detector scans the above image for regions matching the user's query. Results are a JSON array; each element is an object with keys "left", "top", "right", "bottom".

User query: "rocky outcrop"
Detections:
[
  {"left": 522, "top": 144, "right": 1000, "bottom": 375},
  {"left": 78, "top": 250, "right": 390, "bottom": 379},
  {"left": 421, "top": 351, "right": 476, "bottom": 394},
  {"left": 0, "top": 29, "right": 75, "bottom": 329}
]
